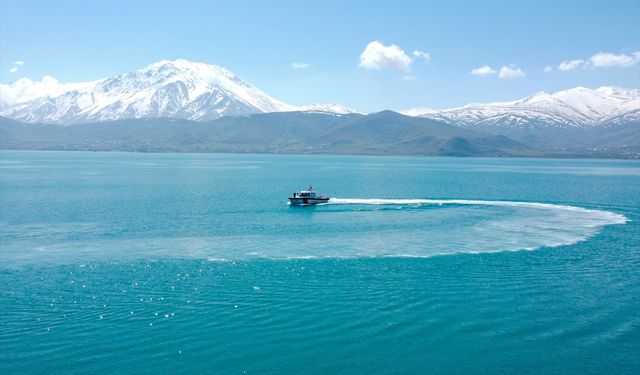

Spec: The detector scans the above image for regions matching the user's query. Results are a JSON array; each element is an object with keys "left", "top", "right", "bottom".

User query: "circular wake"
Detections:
[
  {"left": 327, "top": 198, "right": 628, "bottom": 226},
  {"left": 0, "top": 198, "right": 629, "bottom": 266},
  {"left": 308, "top": 197, "right": 629, "bottom": 257}
]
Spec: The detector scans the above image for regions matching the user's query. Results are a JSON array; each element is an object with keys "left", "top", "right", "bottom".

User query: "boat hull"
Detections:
[{"left": 288, "top": 197, "right": 330, "bottom": 206}]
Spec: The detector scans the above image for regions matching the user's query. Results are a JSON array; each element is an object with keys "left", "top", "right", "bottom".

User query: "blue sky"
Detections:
[{"left": 1, "top": 0, "right": 639, "bottom": 112}]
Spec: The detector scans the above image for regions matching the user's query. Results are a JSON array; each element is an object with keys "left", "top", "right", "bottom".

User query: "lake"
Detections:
[{"left": 1, "top": 151, "right": 638, "bottom": 374}]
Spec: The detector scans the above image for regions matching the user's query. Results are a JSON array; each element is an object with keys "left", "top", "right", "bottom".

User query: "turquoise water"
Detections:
[{"left": 1, "top": 151, "right": 639, "bottom": 374}]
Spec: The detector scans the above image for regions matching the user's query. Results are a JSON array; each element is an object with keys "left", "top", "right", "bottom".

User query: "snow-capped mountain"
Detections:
[
  {"left": 0, "top": 59, "right": 353, "bottom": 124},
  {"left": 2, "top": 60, "right": 637, "bottom": 129},
  {"left": 298, "top": 103, "right": 360, "bottom": 115},
  {"left": 402, "top": 86, "right": 640, "bottom": 128}
]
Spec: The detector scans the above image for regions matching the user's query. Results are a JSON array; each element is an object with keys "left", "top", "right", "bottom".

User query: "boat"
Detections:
[{"left": 289, "top": 185, "right": 330, "bottom": 206}]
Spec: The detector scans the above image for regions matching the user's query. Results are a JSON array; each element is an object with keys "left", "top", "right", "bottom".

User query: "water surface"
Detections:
[{"left": 1, "top": 151, "right": 638, "bottom": 374}]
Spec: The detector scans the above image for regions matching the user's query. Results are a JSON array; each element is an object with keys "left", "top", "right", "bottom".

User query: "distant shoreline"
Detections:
[
  {"left": 2, "top": 148, "right": 638, "bottom": 160},
  {"left": 2, "top": 112, "right": 637, "bottom": 160}
]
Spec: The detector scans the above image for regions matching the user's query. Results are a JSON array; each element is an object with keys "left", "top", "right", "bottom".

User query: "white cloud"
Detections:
[
  {"left": 470, "top": 64, "right": 525, "bottom": 78},
  {"left": 412, "top": 50, "right": 431, "bottom": 61},
  {"left": 556, "top": 51, "right": 640, "bottom": 72},
  {"left": 9, "top": 61, "right": 25, "bottom": 74},
  {"left": 358, "top": 41, "right": 414, "bottom": 71},
  {"left": 291, "top": 62, "right": 310, "bottom": 69},
  {"left": 589, "top": 51, "right": 640, "bottom": 67},
  {"left": 401, "top": 75, "right": 417, "bottom": 80},
  {"left": 470, "top": 65, "right": 497, "bottom": 76},
  {"left": 558, "top": 59, "right": 585, "bottom": 71},
  {"left": 0, "top": 76, "right": 91, "bottom": 109},
  {"left": 543, "top": 65, "right": 552, "bottom": 72},
  {"left": 498, "top": 65, "right": 525, "bottom": 79}
]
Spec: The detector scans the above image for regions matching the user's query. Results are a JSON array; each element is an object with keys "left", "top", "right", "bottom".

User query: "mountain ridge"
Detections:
[
  {"left": 2, "top": 59, "right": 637, "bottom": 131},
  {"left": 401, "top": 86, "right": 640, "bottom": 129},
  {"left": 0, "top": 111, "right": 540, "bottom": 157},
  {"left": 0, "top": 59, "right": 357, "bottom": 124},
  {"left": 2, "top": 110, "right": 637, "bottom": 158}
]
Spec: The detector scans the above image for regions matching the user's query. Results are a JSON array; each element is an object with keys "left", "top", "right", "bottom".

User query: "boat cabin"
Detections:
[
  {"left": 293, "top": 190, "right": 316, "bottom": 198},
  {"left": 293, "top": 185, "right": 317, "bottom": 198}
]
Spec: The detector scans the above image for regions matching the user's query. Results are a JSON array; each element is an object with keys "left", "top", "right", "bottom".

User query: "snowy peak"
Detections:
[
  {"left": 2, "top": 61, "right": 637, "bottom": 129},
  {"left": 298, "top": 103, "right": 360, "bottom": 115},
  {"left": 0, "top": 59, "right": 298, "bottom": 124},
  {"left": 403, "top": 86, "right": 639, "bottom": 128},
  {"left": 595, "top": 86, "right": 640, "bottom": 100},
  {"left": 399, "top": 107, "right": 438, "bottom": 117},
  {"left": 0, "top": 59, "right": 357, "bottom": 124}
]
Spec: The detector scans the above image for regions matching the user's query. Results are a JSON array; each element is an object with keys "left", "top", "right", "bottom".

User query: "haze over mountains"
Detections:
[{"left": 0, "top": 59, "right": 638, "bottom": 157}]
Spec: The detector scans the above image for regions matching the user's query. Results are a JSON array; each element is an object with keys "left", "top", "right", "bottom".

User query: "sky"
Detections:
[{"left": 1, "top": 0, "right": 639, "bottom": 112}]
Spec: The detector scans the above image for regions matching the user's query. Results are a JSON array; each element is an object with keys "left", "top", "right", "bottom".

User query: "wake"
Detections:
[{"left": 327, "top": 198, "right": 628, "bottom": 226}]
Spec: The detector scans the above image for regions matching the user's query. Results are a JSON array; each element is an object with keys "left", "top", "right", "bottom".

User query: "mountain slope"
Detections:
[
  {"left": 0, "top": 112, "right": 538, "bottom": 156},
  {"left": 298, "top": 103, "right": 360, "bottom": 114},
  {"left": 308, "top": 111, "right": 536, "bottom": 156},
  {"left": 402, "top": 86, "right": 640, "bottom": 129},
  {"left": 0, "top": 59, "right": 300, "bottom": 124}
]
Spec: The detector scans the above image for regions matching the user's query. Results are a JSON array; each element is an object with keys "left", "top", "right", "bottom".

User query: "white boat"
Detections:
[{"left": 289, "top": 185, "right": 330, "bottom": 206}]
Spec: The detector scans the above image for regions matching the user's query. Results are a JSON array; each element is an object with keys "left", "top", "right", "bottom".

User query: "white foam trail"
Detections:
[
  {"left": 328, "top": 198, "right": 628, "bottom": 225},
  {"left": 1, "top": 198, "right": 628, "bottom": 266}
]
